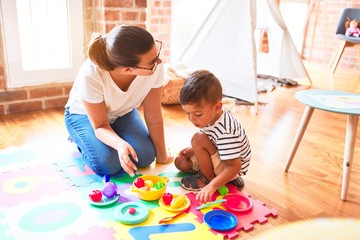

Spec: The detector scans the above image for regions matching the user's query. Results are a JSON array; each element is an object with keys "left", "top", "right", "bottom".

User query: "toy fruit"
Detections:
[
  {"left": 134, "top": 177, "right": 145, "bottom": 188},
  {"left": 102, "top": 182, "right": 118, "bottom": 198},
  {"left": 128, "top": 207, "right": 136, "bottom": 215},
  {"left": 218, "top": 185, "right": 229, "bottom": 196},
  {"left": 162, "top": 192, "right": 173, "bottom": 205},
  {"left": 89, "top": 190, "right": 102, "bottom": 202},
  {"left": 154, "top": 181, "right": 165, "bottom": 190},
  {"left": 140, "top": 186, "right": 150, "bottom": 191},
  {"left": 144, "top": 179, "right": 154, "bottom": 188},
  {"left": 171, "top": 195, "right": 186, "bottom": 209}
]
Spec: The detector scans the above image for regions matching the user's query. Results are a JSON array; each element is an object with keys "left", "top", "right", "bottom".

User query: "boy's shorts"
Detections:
[{"left": 190, "top": 152, "right": 237, "bottom": 180}]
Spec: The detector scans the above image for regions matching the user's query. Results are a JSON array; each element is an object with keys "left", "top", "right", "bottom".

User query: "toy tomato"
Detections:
[
  {"left": 162, "top": 192, "right": 173, "bottom": 205},
  {"left": 134, "top": 177, "right": 145, "bottom": 188},
  {"left": 89, "top": 190, "right": 102, "bottom": 202},
  {"left": 128, "top": 207, "right": 136, "bottom": 215}
]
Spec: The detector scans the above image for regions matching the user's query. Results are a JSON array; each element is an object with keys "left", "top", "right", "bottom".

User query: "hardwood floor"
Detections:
[{"left": 1, "top": 62, "right": 359, "bottom": 239}]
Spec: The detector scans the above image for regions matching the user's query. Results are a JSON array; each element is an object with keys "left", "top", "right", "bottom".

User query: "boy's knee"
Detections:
[
  {"left": 86, "top": 151, "right": 121, "bottom": 176},
  {"left": 191, "top": 132, "right": 208, "bottom": 145}
]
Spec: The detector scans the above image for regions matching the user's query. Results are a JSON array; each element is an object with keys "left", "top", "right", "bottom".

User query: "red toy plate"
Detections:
[{"left": 222, "top": 194, "right": 253, "bottom": 213}]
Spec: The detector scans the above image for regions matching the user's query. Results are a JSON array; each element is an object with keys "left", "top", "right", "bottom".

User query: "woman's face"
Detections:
[{"left": 131, "top": 40, "right": 163, "bottom": 75}]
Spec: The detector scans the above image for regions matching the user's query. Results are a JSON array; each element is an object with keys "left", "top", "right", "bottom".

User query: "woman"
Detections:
[{"left": 64, "top": 24, "right": 172, "bottom": 177}]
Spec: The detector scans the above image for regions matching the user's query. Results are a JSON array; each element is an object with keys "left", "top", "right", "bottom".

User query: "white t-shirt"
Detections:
[{"left": 65, "top": 59, "right": 164, "bottom": 123}]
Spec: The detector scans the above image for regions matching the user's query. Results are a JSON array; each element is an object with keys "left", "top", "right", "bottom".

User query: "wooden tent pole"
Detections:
[
  {"left": 307, "top": 0, "right": 320, "bottom": 62},
  {"left": 301, "top": 0, "right": 320, "bottom": 61}
]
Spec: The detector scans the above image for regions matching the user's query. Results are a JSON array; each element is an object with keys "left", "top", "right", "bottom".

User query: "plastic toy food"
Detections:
[
  {"left": 134, "top": 177, "right": 145, "bottom": 188},
  {"left": 218, "top": 185, "right": 229, "bottom": 196},
  {"left": 140, "top": 186, "right": 150, "bottom": 191},
  {"left": 171, "top": 195, "right": 186, "bottom": 209},
  {"left": 154, "top": 181, "right": 165, "bottom": 190},
  {"left": 102, "top": 182, "right": 118, "bottom": 198},
  {"left": 162, "top": 192, "right": 173, "bottom": 205},
  {"left": 128, "top": 207, "right": 136, "bottom": 215},
  {"left": 89, "top": 190, "right": 102, "bottom": 202},
  {"left": 144, "top": 179, "right": 154, "bottom": 188}
]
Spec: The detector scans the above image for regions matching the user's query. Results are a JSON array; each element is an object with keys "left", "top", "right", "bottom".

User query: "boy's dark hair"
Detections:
[
  {"left": 88, "top": 24, "right": 155, "bottom": 71},
  {"left": 180, "top": 70, "right": 222, "bottom": 105}
]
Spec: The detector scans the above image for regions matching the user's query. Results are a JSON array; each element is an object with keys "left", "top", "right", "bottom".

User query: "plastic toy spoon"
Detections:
[
  {"left": 196, "top": 199, "right": 226, "bottom": 210},
  {"left": 158, "top": 207, "right": 190, "bottom": 224}
]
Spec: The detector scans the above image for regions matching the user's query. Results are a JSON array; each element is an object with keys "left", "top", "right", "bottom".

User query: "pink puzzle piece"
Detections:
[
  {"left": 65, "top": 226, "right": 116, "bottom": 240},
  {"left": 186, "top": 184, "right": 278, "bottom": 239}
]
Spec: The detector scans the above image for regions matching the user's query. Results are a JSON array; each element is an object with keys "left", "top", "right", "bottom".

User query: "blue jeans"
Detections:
[{"left": 64, "top": 108, "right": 155, "bottom": 175}]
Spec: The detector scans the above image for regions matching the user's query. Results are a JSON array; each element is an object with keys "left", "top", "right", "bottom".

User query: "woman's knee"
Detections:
[
  {"left": 85, "top": 149, "right": 122, "bottom": 175},
  {"left": 135, "top": 144, "right": 155, "bottom": 168}
]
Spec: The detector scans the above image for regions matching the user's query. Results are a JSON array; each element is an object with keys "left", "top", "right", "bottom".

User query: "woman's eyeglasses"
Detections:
[{"left": 131, "top": 40, "right": 162, "bottom": 72}]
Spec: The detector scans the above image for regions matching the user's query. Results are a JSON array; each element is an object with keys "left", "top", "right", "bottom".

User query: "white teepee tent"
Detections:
[{"left": 177, "top": 0, "right": 311, "bottom": 103}]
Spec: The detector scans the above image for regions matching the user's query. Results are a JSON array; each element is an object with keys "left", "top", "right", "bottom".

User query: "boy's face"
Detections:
[{"left": 182, "top": 100, "right": 223, "bottom": 128}]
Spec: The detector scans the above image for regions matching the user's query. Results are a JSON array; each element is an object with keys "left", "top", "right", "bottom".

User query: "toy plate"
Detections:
[
  {"left": 204, "top": 210, "right": 238, "bottom": 231},
  {"left": 114, "top": 201, "right": 150, "bottom": 225},
  {"left": 222, "top": 194, "right": 253, "bottom": 213},
  {"left": 89, "top": 194, "right": 119, "bottom": 207},
  {"left": 159, "top": 194, "right": 191, "bottom": 212}
]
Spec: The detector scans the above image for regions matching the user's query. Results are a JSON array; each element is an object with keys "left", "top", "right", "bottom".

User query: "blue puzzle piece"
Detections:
[{"left": 129, "top": 223, "right": 196, "bottom": 240}]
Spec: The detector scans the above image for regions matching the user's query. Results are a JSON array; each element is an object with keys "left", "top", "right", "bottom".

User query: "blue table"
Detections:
[{"left": 284, "top": 90, "right": 360, "bottom": 200}]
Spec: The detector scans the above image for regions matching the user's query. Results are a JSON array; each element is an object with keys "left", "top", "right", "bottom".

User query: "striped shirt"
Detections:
[{"left": 201, "top": 110, "right": 251, "bottom": 175}]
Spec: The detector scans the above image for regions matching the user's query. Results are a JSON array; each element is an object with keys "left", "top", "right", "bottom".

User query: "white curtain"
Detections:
[
  {"left": 178, "top": 0, "right": 258, "bottom": 103},
  {"left": 177, "top": 0, "right": 309, "bottom": 103},
  {"left": 257, "top": 0, "right": 308, "bottom": 79}
]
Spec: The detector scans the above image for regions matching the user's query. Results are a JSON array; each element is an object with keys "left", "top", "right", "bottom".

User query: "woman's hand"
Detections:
[{"left": 116, "top": 141, "right": 138, "bottom": 177}]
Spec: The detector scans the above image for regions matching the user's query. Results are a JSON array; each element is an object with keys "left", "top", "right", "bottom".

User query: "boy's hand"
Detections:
[
  {"left": 178, "top": 147, "right": 194, "bottom": 159},
  {"left": 196, "top": 184, "right": 217, "bottom": 204}
]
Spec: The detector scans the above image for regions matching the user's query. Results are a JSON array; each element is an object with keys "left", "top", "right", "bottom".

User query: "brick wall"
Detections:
[
  {"left": 301, "top": 0, "right": 360, "bottom": 70},
  {"left": 0, "top": 0, "right": 358, "bottom": 115},
  {"left": 0, "top": 0, "right": 171, "bottom": 115}
]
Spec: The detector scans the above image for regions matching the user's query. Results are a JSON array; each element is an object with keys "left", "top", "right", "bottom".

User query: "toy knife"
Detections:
[{"left": 196, "top": 199, "right": 226, "bottom": 210}]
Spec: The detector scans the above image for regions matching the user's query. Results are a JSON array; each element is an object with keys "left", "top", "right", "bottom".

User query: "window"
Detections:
[{"left": 0, "top": 0, "right": 84, "bottom": 88}]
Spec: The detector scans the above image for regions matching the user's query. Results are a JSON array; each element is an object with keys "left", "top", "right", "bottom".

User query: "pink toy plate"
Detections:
[{"left": 222, "top": 194, "right": 253, "bottom": 213}]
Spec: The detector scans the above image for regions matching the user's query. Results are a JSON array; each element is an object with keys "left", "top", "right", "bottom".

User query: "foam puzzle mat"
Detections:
[{"left": 0, "top": 141, "right": 278, "bottom": 240}]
